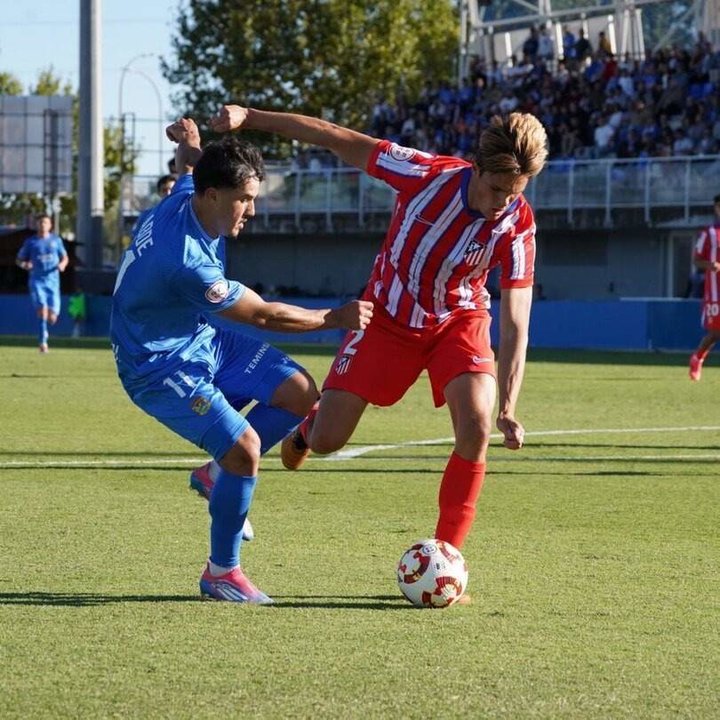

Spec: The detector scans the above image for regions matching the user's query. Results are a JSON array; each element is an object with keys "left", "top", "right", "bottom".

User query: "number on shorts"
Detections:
[
  {"left": 343, "top": 329, "right": 365, "bottom": 356},
  {"left": 162, "top": 370, "right": 196, "bottom": 398}
]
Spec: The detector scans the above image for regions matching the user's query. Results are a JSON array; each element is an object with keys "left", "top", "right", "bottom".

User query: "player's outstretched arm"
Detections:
[
  {"left": 166, "top": 118, "right": 203, "bottom": 174},
  {"left": 496, "top": 285, "right": 533, "bottom": 450},
  {"left": 209, "top": 105, "right": 379, "bottom": 171},
  {"left": 219, "top": 287, "right": 373, "bottom": 333}
]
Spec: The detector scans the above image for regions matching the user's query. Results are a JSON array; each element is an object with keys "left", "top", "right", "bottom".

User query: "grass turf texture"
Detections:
[{"left": 1, "top": 339, "right": 718, "bottom": 718}]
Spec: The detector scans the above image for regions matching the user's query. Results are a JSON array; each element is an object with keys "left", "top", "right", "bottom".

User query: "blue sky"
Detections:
[{"left": 0, "top": 0, "right": 182, "bottom": 177}]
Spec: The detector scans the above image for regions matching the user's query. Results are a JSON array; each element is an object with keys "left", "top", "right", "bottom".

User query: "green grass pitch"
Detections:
[{"left": 1, "top": 339, "right": 718, "bottom": 718}]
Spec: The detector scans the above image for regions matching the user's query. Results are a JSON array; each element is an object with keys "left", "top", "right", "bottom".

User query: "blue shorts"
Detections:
[
  {"left": 30, "top": 278, "right": 61, "bottom": 314},
  {"left": 127, "top": 328, "right": 302, "bottom": 460}
]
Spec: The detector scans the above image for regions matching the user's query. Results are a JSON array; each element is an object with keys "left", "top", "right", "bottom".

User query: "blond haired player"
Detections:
[{"left": 211, "top": 107, "right": 548, "bottom": 595}]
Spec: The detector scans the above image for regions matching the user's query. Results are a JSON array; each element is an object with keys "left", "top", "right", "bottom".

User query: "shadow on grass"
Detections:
[
  {"left": 0, "top": 592, "right": 197, "bottom": 606},
  {"left": 0, "top": 591, "right": 413, "bottom": 610},
  {"left": 269, "top": 595, "right": 410, "bottom": 610},
  {"left": 0, "top": 450, "right": 203, "bottom": 458}
]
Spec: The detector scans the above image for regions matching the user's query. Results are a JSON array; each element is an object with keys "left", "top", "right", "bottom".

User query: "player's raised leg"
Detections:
[
  {"left": 281, "top": 389, "right": 368, "bottom": 469},
  {"left": 191, "top": 338, "right": 318, "bottom": 494}
]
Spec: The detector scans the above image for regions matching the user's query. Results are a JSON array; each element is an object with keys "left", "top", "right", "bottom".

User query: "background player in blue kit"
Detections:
[
  {"left": 110, "top": 117, "right": 373, "bottom": 604},
  {"left": 16, "top": 214, "right": 69, "bottom": 352}
]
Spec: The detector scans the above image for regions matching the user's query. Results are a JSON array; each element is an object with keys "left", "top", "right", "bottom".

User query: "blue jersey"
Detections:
[
  {"left": 110, "top": 174, "right": 245, "bottom": 389},
  {"left": 17, "top": 234, "right": 67, "bottom": 280}
]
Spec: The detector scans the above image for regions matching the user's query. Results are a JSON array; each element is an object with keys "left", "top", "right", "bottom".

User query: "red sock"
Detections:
[
  {"left": 297, "top": 400, "right": 319, "bottom": 443},
  {"left": 434, "top": 452, "right": 486, "bottom": 550},
  {"left": 695, "top": 349, "right": 709, "bottom": 361}
]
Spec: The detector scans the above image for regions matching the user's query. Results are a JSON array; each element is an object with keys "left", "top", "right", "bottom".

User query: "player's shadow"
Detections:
[
  {"left": 0, "top": 592, "right": 409, "bottom": 610},
  {"left": 266, "top": 595, "right": 409, "bottom": 610},
  {"left": 0, "top": 592, "right": 198, "bottom": 607}
]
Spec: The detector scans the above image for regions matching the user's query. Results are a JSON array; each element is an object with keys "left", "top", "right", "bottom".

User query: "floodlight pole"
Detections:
[{"left": 78, "top": 0, "right": 105, "bottom": 273}]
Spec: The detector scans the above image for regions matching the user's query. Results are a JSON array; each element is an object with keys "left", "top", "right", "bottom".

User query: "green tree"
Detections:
[
  {"left": 0, "top": 71, "right": 23, "bottom": 95},
  {"left": 162, "top": 0, "right": 458, "bottom": 156},
  {"left": 30, "top": 66, "right": 74, "bottom": 96}
]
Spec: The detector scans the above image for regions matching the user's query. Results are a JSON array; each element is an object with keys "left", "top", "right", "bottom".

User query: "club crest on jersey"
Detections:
[
  {"left": 464, "top": 239, "right": 486, "bottom": 266},
  {"left": 205, "top": 279, "right": 229, "bottom": 303},
  {"left": 334, "top": 354, "right": 353, "bottom": 375},
  {"left": 191, "top": 396, "right": 212, "bottom": 415},
  {"left": 389, "top": 144, "right": 414, "bottom": 162}
]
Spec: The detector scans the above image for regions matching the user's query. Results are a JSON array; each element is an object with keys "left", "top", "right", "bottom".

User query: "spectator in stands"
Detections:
[
  {"left": 598, "top": 31, "right": 613, "bottom": 58},
  {"left": 593, "top": 113, "right": 616, "bottom": 156},
  {"left": 354, "top": 35, "right": 717, "bottom": 164},
  {"left": 574, "top": 28, "right": 593, "bottom": 66},
  {"left": 15, "top": 213, "right": 68, "bottom": 353},
  {"left": 522, "top": 26, "right": 539, "bottom": 62},
  {"left": 537, "top": 26, "right": 554, "bottom": 62},
  {"left": 562, "top": 26, "right": 577, "bottom": 65},
  {"left": 689, "top": 193, "right": 720, "bottom": 381}
]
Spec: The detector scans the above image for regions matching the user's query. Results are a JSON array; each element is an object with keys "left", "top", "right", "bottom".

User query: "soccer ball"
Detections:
[{"left": 396, "top": 539, "right": 468, "bottom": 608}]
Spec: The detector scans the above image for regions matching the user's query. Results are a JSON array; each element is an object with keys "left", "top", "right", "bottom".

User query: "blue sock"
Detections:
[
  {"left": 245, "top": 404, "right": 304, "bottom": 455},
  {"left": 209, "top": 470, "right": 257, "bottom": 568},
  {"left": 39, "top": 318, "right": 48, "bottom": 345}
]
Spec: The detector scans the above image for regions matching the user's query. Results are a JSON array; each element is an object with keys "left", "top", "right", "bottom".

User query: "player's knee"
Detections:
[
  {"left": 273, "top": 370, "right": 319, "bottom": 417},
  {"left": 220, "top": 428, "right": 261, "bottom": 475},
  {"left": 297, "top": 377, "right": 319, "bottom": 416},
  {"left": 460, "top": 412, "right": 492, "bottom": 441},
  {"left": 308, "top": 428, "right": 347, "bottom": 456},
  {"left": 455, "top": 414, "right": 492, "bottom": 457}
]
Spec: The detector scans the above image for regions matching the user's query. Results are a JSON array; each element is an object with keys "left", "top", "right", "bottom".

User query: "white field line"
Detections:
[
  {"left": 326, "top": 425, "right": 720, "bottom": 460},
  {"left": 2, "top": 425, "right": 719, "bottom": 469}
]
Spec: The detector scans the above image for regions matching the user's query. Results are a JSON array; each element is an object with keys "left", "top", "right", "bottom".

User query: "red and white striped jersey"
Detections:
[
  {"left": 694, "top": 224, "right": 720, "bottom": 303},
  {"left": 364, "top": 140, "right": 536, "bottom": 329}
]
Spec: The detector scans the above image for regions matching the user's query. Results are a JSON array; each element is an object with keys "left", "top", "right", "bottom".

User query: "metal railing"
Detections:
[{"left": 129, "top": 153, "right": 720, "bottom": 231}]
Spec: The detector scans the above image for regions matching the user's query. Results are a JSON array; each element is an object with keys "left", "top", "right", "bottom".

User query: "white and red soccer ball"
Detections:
[{"left": 396, "top": 539, "right": 468, "bottom": 608}]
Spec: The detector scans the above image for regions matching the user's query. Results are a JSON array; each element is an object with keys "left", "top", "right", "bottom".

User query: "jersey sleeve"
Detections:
[
  {"left": 498, "top": 201, "right": 536, "bottom": 290},
  {"left": 56, "top": 236, "right": 68, "bottom": 258},
  {"left": 172, "top": 259, "right": 246, "bottom": 313},
  {"left": 366, "top": 139, "right": 438, "bottom": 193},
  {"left": 172, "top": 173, "right": 193, "bottom": 196},
  {"left": 694, "top": 228, "right": 710, "bottom": 261}
]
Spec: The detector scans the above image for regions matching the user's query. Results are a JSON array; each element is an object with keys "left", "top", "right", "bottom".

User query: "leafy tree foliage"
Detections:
[
  {"left": 0, "top": 71, "right": 23, "bottom": 96},
  {"left": 162, "top": 0, "right": 458, "bottom": 156}
]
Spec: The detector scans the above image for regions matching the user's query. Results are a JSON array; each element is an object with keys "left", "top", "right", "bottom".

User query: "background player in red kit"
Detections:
[
  {"left": 211, "top": 105, "right": 548, "bottom": 566},
  {"left": 689, "top": 193, "right": 720, "bottom": 381}
]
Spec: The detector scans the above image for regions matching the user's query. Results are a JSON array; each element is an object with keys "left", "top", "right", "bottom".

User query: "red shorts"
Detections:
[
  {"left": 323, "top": 305, "right": 496, "bottom": 408},
  {"left": 702, "top": 301, "right": 720, "bottom": 331}
]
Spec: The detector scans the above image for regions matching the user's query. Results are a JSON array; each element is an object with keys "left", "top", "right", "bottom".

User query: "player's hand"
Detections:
[
  {"left": 496, "top": 414, "right": 525, "bottom": 450},
  {"left": 165, "top": 117, "right": 201, "bottom": 146},
  {"left": 19, "top": 261, "right": 32, "bottom": 271},
  {"left": 328, "top": 300, "right": 373, "bottom": 331},
  {"left": 209, "top": 105, "right": 248, "bottom": 133}
]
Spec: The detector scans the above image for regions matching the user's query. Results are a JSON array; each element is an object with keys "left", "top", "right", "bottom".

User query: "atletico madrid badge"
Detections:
[{"left": 334, "top": 354, "right": 352, "bottom": 375}]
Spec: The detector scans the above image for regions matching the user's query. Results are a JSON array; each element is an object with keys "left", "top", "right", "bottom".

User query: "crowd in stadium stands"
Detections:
[{"left": 365, "top": 29, "right": 720, "bottom": 162}]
